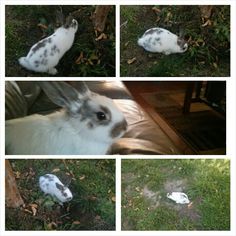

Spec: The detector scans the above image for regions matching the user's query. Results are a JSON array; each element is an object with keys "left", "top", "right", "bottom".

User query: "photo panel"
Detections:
[
  {"left": 5, "top": 5, "right": 115, "bottom": 77},
  {"left": 5, "top": 81, "right": 226, "bottom": 155},
  {"left": 5, "top": 158, "right": 116, "bottom": 230},
  {"left": 121, "top": 158, "right": 230, "bottom": 230},
  {"left": 120, "top": 5, "right": 230, "bottom": 77}
]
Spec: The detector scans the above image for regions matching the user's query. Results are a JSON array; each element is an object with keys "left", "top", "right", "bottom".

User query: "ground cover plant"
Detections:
[
  {"left": 120, "top": 5, "right": 230, "bottom": 77},
  {"left": 6, "top": 159, "right": 115, "bottom": 230},
  {"left": 122, "top": 159, "right": 230, "bottom": 230},
  {"left": 6, "top": 5, "right": 115, "bottom": 77}
]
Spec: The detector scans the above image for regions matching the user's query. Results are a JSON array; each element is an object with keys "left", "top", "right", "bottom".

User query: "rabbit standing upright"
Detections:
[
  {"left": 39, "top": 174, "right": 73, "bottom": 204},
  {"left": 18, "top": 17, "right": 78, "bottom": 75},
  {"left": 138, "top": 27, "right": 188, "bottom": 55},
  {"left": 5, "top": 81, "right": 127, "bottom": 155}
]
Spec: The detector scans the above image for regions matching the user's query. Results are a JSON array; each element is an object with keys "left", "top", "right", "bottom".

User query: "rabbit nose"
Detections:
[{"left": 67, "top": 197, "right": 72, "bottom": 201}]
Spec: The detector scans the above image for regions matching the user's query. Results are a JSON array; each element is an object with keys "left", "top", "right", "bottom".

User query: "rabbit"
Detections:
[
  {"left": 5, "top": 81, "right": 128, "bottom": 155},
  {"left": 167, "top": 192, "right": 190, "bottom": 204},
  {"left": 18, "top": 16, "right": 78, "bottom": 75},
  {"left": 137, "top": 27, "right": 188, "bottom": 55},
  {"left": 39, "top": 174, "right": 73, "bottom": 204}
]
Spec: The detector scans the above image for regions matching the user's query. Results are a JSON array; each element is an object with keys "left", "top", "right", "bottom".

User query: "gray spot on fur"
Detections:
[
  {"left": 41, "top": 58, "right": 48, "bottom": 65},
  {"left": 155, "top": 37, "right": 160, "bottom": 42},
  {"left": 29, "top": 53, "right": 33, "bottom": 58},
  {"left": 110, "top": 119, "right": 127, "bottom": 138},
  {"left": 44, "top": 49, "right": 48, "bottom": 57},
  {"left": 56, "top": 182, "right": 64, "bottom": 192},
  {"left": 32, "top": 39, "right": 47, "bottom": 52},
  {"left": 44, "top": 174, "right": 54, "bottom": 181},
  {"left": 51, "top": 45, "right": 60, "bottom": 54},
  {"left": 78, "top": 101, "right": 111, "bottom": 126},
  {"left": 48, "top": 38, "right": 52, "bottom": 43},
  {"left": 144, "top": 28, "right": 163, "bottom": 36},
  {"left": 177, "top": 37, "right": 186, "bottom": 49}
]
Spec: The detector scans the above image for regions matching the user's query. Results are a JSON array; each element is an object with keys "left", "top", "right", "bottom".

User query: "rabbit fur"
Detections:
[
  {"left": 18, "top": 19, "right": 78, "bottom": 75},
  {"left": 39, "top": 174, "right": 73, "bottom": 204},
  {"left": 5, "top": 82, "right": 127, "bottom": 155},
  {"left": 138, "top": 27, "right": 188, "bottom": 55}
]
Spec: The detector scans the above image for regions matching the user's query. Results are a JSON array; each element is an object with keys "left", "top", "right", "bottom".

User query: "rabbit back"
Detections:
[{"left": 138, "top": 27, "right": 187, "bottom": 55}]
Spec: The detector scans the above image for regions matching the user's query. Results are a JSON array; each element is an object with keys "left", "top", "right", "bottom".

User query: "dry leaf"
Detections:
[
  {"left": 79, "top": 175, "right": 85, "bottom": 180},
  {"left": 125, "top": 41, "right": 130, "bottom": 47},
  {"left": 213, "top": 62, "right": 218, "bottom": 68},
  {"left": 24, "top": 209, "right": 32, "bottom": 214},
  {"left": 37, "top": 23, "right": 48, "bottom": 30},
  {"left": 15, "top": 171, "right": 21, "bottom": 179},
  {"left": 95, "top": 33, "right": 107, "bottom": 41},
  {"left": 152, "top": 7, "right": 161, "bottom": 14},
  {"left": 127, "top": 57, "right": 136, "bottom": 64},
  {"left": 52, "top": 168, "right": 60, "bottom": 173},
  {"left": 72, "top": 221, "right": 81, "bottom": 225},
  {"left": 202, "top": 19, "right": 212, "bottom": 27},
  {"left": 47, "top": 222, "right": 57, "bottom": 230},
  {"left": 112, "top": 196, "right": 116, "bottom": 202},
  {"left": 135, "top": 186, "right": 140, "bottom": 192},
  {"left": 75, "top": 52, "right": 84, "bottom": 65}
]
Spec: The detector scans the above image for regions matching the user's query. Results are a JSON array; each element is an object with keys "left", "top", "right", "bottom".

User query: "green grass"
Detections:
[
  {"left": 5, "top": 5, "right": 115, "bottom": 77},
  {"left": 121, "top": 159, "right": 230, "bottom": 230},
  {"left": 120, "top": 5, "right": 230, "bottom": 77},
  {"left": 6, "top": 159, "right": 115, "bottom": 230}
]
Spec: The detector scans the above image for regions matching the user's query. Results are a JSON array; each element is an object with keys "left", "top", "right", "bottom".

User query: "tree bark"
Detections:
[
  {"left": 5, "top": 160, "right": 24, "bottom": 208},
  {"left": 93, "top": 6, "right": 112, "bottom": 32}
]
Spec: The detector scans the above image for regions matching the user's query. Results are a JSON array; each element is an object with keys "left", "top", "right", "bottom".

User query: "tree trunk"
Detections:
[
  {"left": 5, "top": 160, "right": 24, "bottom": 208},
  {"left": 93, "top": 6, "right": 112, "bottom": 32}
]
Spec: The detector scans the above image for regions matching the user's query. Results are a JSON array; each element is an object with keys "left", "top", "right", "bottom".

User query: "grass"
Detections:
[
  {"left": 121, "top": 159, "right": 230, "bottom": 230},
  {"left": 6, "top": 159, "right": 115, "bottom": 230},
  {"left": 120, "top": 5, "right": 230, "bottom": 77},
  {"left": 5, "top": 5, "right": 115, "bottom": 77}
]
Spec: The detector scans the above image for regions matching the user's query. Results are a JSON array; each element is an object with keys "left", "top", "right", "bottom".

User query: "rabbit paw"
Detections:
[{"left": 48, "top": 68, "right": 58, "bottom": 75}]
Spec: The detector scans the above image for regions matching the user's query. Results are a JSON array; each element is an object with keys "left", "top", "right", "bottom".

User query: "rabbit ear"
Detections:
[{"left": 37, "top": 81, "right": 90, "bottom": 110}]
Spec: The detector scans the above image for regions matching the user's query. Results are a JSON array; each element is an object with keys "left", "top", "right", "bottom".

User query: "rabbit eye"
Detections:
[{"left": 96, "top": 111, "right": 106, "bottom": 121}]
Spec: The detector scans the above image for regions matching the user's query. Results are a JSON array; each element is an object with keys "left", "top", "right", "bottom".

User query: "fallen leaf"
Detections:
[
  {"left": 24, "top": 209, "right": 32, "bottom": 214},
  {"left": 15, "top": 171, "right": 21, "bottom": 179},
  {"left": 213, "top": 62, "right": 218, "bottom": 68},
  {"left": 125, "top": 41, "right": 130, "bottom": 47},
  {"left": 152, "top": 7, "right": 161, "bottom": 14},
  {"left": 135, "top": 186, "right": 140, "bottom": 192},
  {"left": 52, "top": 168, "right": 60, "bottom": 173},
  {"left": 79, "top": 175, "right": 85, "bottom": 180},
  {"left": 72, "top": 221, "right": 81, "bottom": 225},
  {"left": 47, "top": 222, "right": 57, "bottom": 230},
  {"left": 95, "top": 33, "right": 107, "bottom": 41},
  {"left": 202, "top": 19, "right": 212, "bottom": 27},
  {"left": 112, "top": 196, "right": 116, "bottom": 202},
  {"left": 127, "top": 57, "right": 136, "bottom": 64},
  {"left": 75, "top": 52, "right": 84, "bottom": 65}
]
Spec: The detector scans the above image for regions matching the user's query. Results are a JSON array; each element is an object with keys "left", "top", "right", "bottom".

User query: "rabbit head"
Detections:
[
  {"left": 64, "top": 16, "right": 78, "bottom": 33},
  {"left": 177, "top": 37, "right": 188, "bottom": 53},
  {"left": 37, "top": 81, "right": 128, "bottom": 145}
]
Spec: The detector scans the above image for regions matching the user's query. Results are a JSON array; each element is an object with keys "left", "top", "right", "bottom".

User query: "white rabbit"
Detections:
[
  {"left": 18, "top": 17, "right": 78, "bottom": 75},
  {"left": 138, "top": 27, "right": 188, "bottom": 55},
  {"left": 167, "top": 192, "right": 190, "bottom": 204},
  {"left": 5, "top": 82, "right": 127, "bottom": 155},
  {"left": 39, "top": 174, "right": 73, "bottom": 204}
]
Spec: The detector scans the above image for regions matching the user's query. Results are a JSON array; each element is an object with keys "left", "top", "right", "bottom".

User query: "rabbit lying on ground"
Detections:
[
  {"left": 5, "top": 81, "right": 127, "bottom": 155},
  {"left": 18, "top": 16, "right": 78, "bottom": 75},
  {"left": 138, "top": 27, "right": 188, "bottom": 55},
  {"left": 39, "top": 174, "right": 73, "bottom": 204}
]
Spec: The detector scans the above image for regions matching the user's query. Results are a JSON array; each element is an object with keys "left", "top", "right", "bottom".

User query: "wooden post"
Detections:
[
  {"left": 5, "top": 160, "right": 24, "bottom": 208},
  {"left": 93, "top": 6, "right": 112, "bottom": 32}
]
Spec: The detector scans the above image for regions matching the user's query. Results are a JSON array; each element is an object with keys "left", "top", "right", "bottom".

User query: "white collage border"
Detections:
[{"left": 0, "top": 0, "right": 235, "bottom": 236}]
